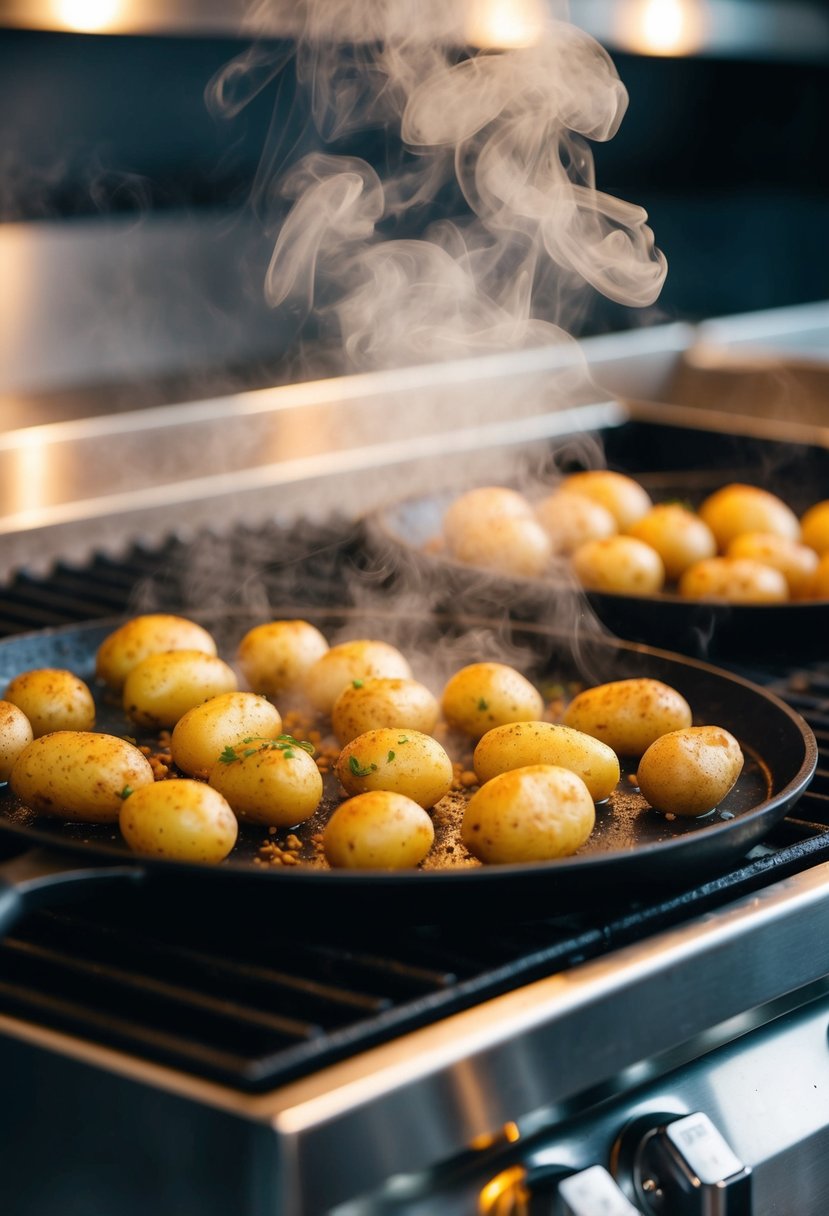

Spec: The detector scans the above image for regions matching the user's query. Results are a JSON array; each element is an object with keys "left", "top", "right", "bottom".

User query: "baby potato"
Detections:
[
  {"left": 305, "top": 640, "right": 412, "bottom": 714},
  {"left": 473, "top": 721, "right": 620, "bottom": 803},
  {"left": 563, "top": 678, "right": 692, "bottom": 757},
  {"left": 534, "top": 490, "right": 617, "bottom": 555},
  {"left": 120, "top": 779, "right": 238, "bottom": 863},
  {"left": 808, "top": 552, "right": 829, "bottom": 599},
  {"left": 323, "top": 791, "right": 435, "bottom": 869},
  {"left": 678, "top": 557, "right": 789, "bottom": 603},
  {"left": 461, "top": 765, "right": 595, "bottom": 864},
  {"left": 636, "top": 726, "right": 744, "bottom": 818},
  {"left": 726, "top": 533, "right": 819, "bottom": 599},
  {"left": 627, "top": 504, "right": 717, "bottom": 581},
  {"left": 448, "top": 514, "right": 553, "bottom": 579},
  {"left": 123, "top": 650, "right": 238, "bottom": 730},
  {"left": 800, "top": 500, "right": 829, "bottom": 556},
  {"left": 332, "top": 677, "right": 439, "bottom": 746},
  {"left": 170, "top": 692, "right": 283, "bottom": 778},
  {"left": 441, "top": 662, "right": 544, "bottom": 738},
  {"left": 572, "top": 536, "right": 665, "bottom": 596},
  {"left": 698, "top": 483, "right": 800, "bottom": 549},
  {"left": 236, "top": 619, "right": 329, "bottom": 696},
  {"left": 4, "top": 668, "right": 96, "bottom": 737},
  {"left": 336, "top": 728, "right": 453, "bottom": 808},
  {"left": 10, "top": 731, "right": 154, "bottom": 823},
  {"left": 561, "top": 470, "right": 652, "bottom": 530},
  {"left": 0, "top": 700, "right": 33, "bottom": 782},
  {"left": 209, "top": 741, "right": 322, "bottom": 827},
  {"left": 96, "top": 614, "right": 217, "bottom": 691},
  {"left": 443, "top": 486, "right": 534, "bottom": 548}
]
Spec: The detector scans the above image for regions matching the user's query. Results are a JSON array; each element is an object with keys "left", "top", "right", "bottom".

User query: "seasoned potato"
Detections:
[
  {"left": 627, "top": 504, "right": 717, "bottom": 581},
  {"left": 209, "top": 740, "right": 323, "bottom": 827},
  {"left": 170, "top": 692, "right": 283, "bottom": 778},
  {"left": 323, "top": 790, "right": 435, "bottom": 869},
  {"left": 679, "top": 557, "right": 788, "bottom": 603},
  {"left": 561, "top": 470, "right": 652, "bottom": 530},
  {"left": 123, "top": 650, "right": 238, "bottom": 730},
  {"left": 0, "top": 700, "right": 33, "bottom": 782},
  {"left": 572, "top": 536, "right": 665, "bottom": 596},
  {"left": 96, "top": 614, "right": 217, "bottom": 691},
  {"left": 10, "top": 731, "right": 154, "bottom": 823},
  {"left": 698, "top": 483, "right": 800, "bottom": 548},
  {"left": 120, "top": 779, "right": 238, "bottom": 862},
  {"left": 636, "top": 726, "right": 744, "bottom": 818},
  {"left": 563, "top": 678, "right": 692, "bottom": 757},
  {"left": 4, "top": 668, "right": 96, "bottom": 737},
  {"left": 236, "top": 619, "right": 329, "bottom": 696},
  {"left": 800, "top": 500, "right": 829, "bottom": 556},
  {"left": 726, "top": 533, "right": 818, "bottom": 599},
  {"left": 808, "top": 552, "right": 829, "bottom": 599},
  {"left": 534, "top": 490, "right": 617, "bottom": 555},
  {"left": 441, "top": 662, "right": 544, "bottom": 738},
  {"left": 305, "top": 640, "right": 412, "bottom": 714},
  {"left": 473, "top": 721, "right": 620, "bottom": 803},
  {"left": 336, "top": 728, "right": 453, "bottom": 808},
  {"left": 461, "top": 765, "right": 595, "bottom": 863},
  {"left": 332, "top": 677, "right": 439, "bottom": 746}
]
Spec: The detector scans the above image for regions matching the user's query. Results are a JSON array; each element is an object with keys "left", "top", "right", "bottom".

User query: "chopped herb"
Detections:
[
  {"left": 349, "top": 755, "right": 378, "bottom": 778},
  {"left": 397, "top": 735, "right": 409, "bottom": 744},
  {"left": 477, "top": 697, "right": 489, "bottom": 711},
  {"left": 218, "top": 745, "right": 239, "bottom": 764},
  {"left": 118, "top": 785, "right": 134, "bottom": 800},
  {"left": 387, "top": 750, "right": 395, "bottom": 762},
  {"left": 352, "top": 678, "right": 365, "bottom": 689},
  {"left": 282, "top": 749, "right": 295, "bottom": 759}
]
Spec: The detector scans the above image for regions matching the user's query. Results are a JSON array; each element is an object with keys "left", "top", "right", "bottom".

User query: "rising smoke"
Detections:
[{"left": 207, "top": 0, "right": 667, "bottom": 374}]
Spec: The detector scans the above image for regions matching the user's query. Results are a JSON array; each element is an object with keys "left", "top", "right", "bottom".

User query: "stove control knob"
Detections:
[
  {"left": 555, "top": 1165, "right": 644, "bottom": 1215},
  {"left": 625, "top": 1111, "right": 751, "bottom": 1216}
]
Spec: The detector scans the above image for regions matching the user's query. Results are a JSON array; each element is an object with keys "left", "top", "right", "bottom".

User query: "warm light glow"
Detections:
[
  {"left": 466, "top": 0, "right": 546, "bottom": 49},
  {"left": 51, "top": 0, "right": 125, "bottom": 33},
  {"left": 617, "top": 0, "right": 708, "bottom": 57},
  {"left": 478, "top": 1165, "right": 528, "bottom": 1214}
]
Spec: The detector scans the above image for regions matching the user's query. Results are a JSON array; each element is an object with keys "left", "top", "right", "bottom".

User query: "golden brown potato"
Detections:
[
  {"left": 461, "top": 765, "right": 595, "bottom": 863},
  {"left": 563, "top": 678, "right": 692, "bottom": 757},
  {"left": 698, "top": 483, "right": 800, "bottom": 549},
  {"left": 534, "top": 490, "right": 617, "bottom": 555},
  {"left": 726, "top": 533, "right": 819, "bottom": 599},
  {"left": 636, "top": 726, "right": 744, "bottom": 817},
  {"left": 627, "top": 504, "right": 717, "bottom": 581},
  {"left": 95, "top": 614, "right": 217, "bottom": 691},
  {"left": 808, "top": 551, "right": 829, "bottom": 599},
  {"left": 561, "top": 470, "right": 652, "bottom": 530},
  {"left": 323, "top": 790, "right": 435, "bottom": 869},
  {"left": 800, "top": 500, "right": 829, "bottom": 556},
  {"left": 0, "top": 700, "right": 33, "bottom": 782},
  {"left": 448, "top": 514, "right": 553, "bottom": 579},
  {"left": 209, "top": 740, "right": 323, "bottom": 828},
  {"left": 679, "top": 557, "right": 789, "bottom": 603},
  {"left": 170, "top": 692, "right": 283, "bottom": 777},
  {"left": 443, "top": 486, "right": 534, "bottom": 549},
  {"left": 236, "top": 619, "right": 329, "bottom": 696},
  {"left": 305, "top": 640, "right": 412, "bottom": 715},
  {"left": 335, "top": 728, "right": 453, "bottom": 808},
  {"left": 10, "top": 731, "right": 154, "bottom": 823},
  {"left": 123, "top": 650, "right": 238, "bottom": 730},
  {"left": 120, "top": 779, "right": 238, "bottom": 862},
  {"left": 441, "top": 662, "right": 544, "bottom": 738},
  {"left": 4, "top": 668, "right": 96, "bottom": 738},
  {"left": 331, "top": 677, "right": 439, "bottom": 746},
  {"left": 473, "top": 721, "right": 620, "bottom": 803},
  {"left": 572, "top": 536, "right": 665, "bottom": 596}
]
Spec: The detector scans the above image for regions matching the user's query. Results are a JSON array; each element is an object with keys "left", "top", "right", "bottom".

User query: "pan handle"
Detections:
[{"left": 0, "top": 848, "right": 146, "bottom": 937}]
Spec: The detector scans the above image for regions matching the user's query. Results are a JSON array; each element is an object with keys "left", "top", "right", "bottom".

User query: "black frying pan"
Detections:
[
  {"left": 0, "top": 608, "right": 816, "bottom": 931},
  {"left": 365, "top": 477, "right": 829, "bottom": 661}
]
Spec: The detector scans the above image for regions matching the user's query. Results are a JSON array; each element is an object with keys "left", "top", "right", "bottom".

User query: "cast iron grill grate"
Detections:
[{"left": 0, "top": 521, "right": 826, "bottom": 1092}]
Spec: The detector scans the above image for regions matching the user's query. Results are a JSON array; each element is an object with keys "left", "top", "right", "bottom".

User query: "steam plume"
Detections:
[{"left": 208, "top": 0, "right": 666, "bottom": 373}]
